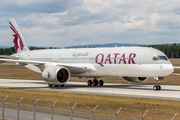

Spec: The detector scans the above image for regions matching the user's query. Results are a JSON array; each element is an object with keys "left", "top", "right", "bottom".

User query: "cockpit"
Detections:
[{"left": 153, "top": 55, "right": 168, "bottom": 61}]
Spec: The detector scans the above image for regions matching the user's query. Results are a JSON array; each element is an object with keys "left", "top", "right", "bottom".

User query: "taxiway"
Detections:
[{"left": 0, "top": 79, "right": 180, "bottom": 101}]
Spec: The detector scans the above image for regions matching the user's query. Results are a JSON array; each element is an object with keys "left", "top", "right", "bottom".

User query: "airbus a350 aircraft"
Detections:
[{"left": 0, "top": 18, "right": 174, "bottom": 90}]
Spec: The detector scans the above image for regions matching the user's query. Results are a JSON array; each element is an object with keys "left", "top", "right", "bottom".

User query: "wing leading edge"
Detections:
[{"left": 0, "top": 58, "right": 96, "bottom": 74}]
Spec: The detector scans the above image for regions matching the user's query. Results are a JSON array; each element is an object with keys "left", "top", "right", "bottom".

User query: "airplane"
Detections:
[{"left": 0, "top": 18, "right": 174, "bottom": 90}]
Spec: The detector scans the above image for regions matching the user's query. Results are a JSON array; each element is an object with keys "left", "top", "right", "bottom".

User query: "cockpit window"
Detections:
[
  {"left": 153, "top": 56, "right": 159, "bottom": 60},
  {"left": 153, "top": 55, "right": 168, "bottom": 61},
  {"left": 158, "top": 56, "right": 168, "bottom": 60}
]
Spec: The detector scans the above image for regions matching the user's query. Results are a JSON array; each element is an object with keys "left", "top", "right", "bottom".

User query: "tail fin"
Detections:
[{"left": 9, "top": 18, "right": 29, "bottom": 53}]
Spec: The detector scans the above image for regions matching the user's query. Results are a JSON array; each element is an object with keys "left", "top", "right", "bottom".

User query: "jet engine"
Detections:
[
  {"left": 42, "top": 66, "right": 70, "bottom": 85},
  {"left": 123, "top": 77, "right": 148, "bottom": 82}
]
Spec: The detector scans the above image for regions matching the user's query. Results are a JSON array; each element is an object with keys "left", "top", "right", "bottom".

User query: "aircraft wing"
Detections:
[
  {"left": 0, "top": 58, "right": 46, "bottom": 65},
  {"left": 0, "top": 58, "right": 96, "bottom": 74}
]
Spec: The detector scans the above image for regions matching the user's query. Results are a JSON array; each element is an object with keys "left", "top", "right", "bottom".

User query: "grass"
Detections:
[
  {"left": 0, "top": 64, "right": 42, "bottom": 80},
  {"left": 0, "top": 88, "right": 179, "bottom": 120},
  {"left": 171, "top": 60, "right": 180, "bottom": 66}
]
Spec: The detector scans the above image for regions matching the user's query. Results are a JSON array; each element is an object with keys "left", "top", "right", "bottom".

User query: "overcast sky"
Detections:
[{"left": 0, "top": 0, "right": 180, "bottom": 47}]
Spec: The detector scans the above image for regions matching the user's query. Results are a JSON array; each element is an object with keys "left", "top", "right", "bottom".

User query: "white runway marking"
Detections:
[
  {"left": 174, "top": 66, "right": 180, "bottom": 68},
  {"left": 172, "top": 73, "right": 180, "bottom": 76}
]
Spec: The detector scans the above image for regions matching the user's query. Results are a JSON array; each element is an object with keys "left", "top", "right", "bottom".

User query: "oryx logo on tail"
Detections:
[{"left": 9, "top": 22, "right": 24, "bottom": 53}]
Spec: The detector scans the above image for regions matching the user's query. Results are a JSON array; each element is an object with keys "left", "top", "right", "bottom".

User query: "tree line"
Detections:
[
  {"left": 0, "top": 44, "right": 179, "bottom": 58},
  {"left": 146, "top": 43, "right": 180, "bottom": 58},
  {"left": 0, "top": 46, "right": 46, "bottom": 55}
]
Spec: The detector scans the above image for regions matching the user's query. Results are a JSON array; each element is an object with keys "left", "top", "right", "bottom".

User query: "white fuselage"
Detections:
[{"left": 16, "top": 47, "right": 174, "bottom": 78}]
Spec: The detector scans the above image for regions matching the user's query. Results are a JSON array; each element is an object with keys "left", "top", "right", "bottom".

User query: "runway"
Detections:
[{"left": 0, "top": 79, "right": 180, "bottom": 101}]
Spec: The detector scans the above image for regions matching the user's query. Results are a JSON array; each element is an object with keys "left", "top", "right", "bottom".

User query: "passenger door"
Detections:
[{"left": 137, "top": 53, "right": 143, "bottom": 65}]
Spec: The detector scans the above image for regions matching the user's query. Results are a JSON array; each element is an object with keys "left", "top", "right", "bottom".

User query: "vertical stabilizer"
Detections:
[{"left": 9, "top": 18, "right": 29, "bottom": 53}]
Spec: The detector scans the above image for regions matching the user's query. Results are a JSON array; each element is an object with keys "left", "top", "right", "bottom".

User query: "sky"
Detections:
[{"left": 0, "top": 0, "right": 180, "bottom": 47}]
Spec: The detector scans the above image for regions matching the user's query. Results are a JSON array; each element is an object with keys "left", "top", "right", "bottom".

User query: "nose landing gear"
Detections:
[
  {"left": 153, "top": 85, "right": 161, "bottom": 90},
  {"left": 153, "top": 77, "right": 161, "bottom": 90}
]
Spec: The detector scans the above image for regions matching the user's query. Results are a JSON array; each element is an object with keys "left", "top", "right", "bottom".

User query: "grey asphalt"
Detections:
[
  {"left": 0, "top": 107, "right": 88, "bottom": 120},
  {"left": 0, "top": 79, "right": 180, "bottom": 101}
]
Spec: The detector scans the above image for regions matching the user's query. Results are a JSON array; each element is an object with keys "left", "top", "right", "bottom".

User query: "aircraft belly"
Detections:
[
  {"left": 67, "top": 67, "right": 86, "bottom": 74},
  {"left": 71, "top": 72, "right": 96, "bottom": 77}
]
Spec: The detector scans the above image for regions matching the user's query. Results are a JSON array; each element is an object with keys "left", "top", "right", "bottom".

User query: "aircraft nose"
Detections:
[{"left": 166, "top": 64, "right": 174, "bottom": 75}]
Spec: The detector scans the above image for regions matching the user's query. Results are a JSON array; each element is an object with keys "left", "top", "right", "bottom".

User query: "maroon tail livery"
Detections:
[{"left": 9, "top": 18, "right": 29, "bottom": 53}]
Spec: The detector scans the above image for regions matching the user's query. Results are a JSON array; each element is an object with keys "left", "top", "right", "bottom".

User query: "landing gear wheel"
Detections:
[
  {"left": 153, "top": 85, "right": 161, "bottom": 90},
  {"left": 48, "top": 83, "right": 53, "bottom": 88},
  {"left": 153, "top": 77, "right": 161, "bottom": 91},
  {"left": 53, "top": 85, "right": 59, "bottom": 87},
  {"left": 60, "top": 84, "right": 65, "bottom": 87},
  {"left": 157, "top": 85, "right": 161, "bottom": 90},
  {"left": 88, "top": 80, "right": 93, "bottom": 86},
  {"left": 98, "top": 80, "right": 104, "bottom": 86},
  {"left": 153, "top": 86, "right": 156, "bottom": 90},
  {"left": 93, "top": 80, "right": 98, "bottom": 86}
]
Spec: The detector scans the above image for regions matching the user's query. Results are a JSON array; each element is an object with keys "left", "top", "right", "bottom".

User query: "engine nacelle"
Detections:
[
  {"left": 123, "top": 77, "right": 148, "bottom": 82},
  {"left": 42, "top": 66, "right": 70, "bottom": 85}
]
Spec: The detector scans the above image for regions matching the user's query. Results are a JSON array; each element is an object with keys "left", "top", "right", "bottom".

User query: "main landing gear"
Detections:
[
  {"left": 153, "top": 77, "right": 161, "bottom": 90},
  {"left": 48, "top": 83, "right": 65, "bottom": 88},
  {"left": 87, "top": 78, "right": 104, "bottom": 87}
]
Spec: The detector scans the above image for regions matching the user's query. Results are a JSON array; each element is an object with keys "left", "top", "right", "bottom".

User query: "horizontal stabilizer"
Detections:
[{"left": 0, "top": 55, "right": 19, "bottom": 59}]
